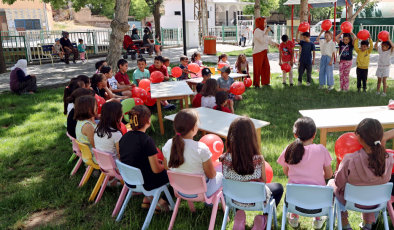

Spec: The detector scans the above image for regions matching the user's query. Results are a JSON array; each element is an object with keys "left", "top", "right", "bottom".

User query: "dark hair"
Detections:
[
  {"left": 144, "top": 28, "right": 149, "bottom": 34},
  {"left": 342, "top": 33, "right": 353, "bottom": 45},
  {"left": 95, "top": 102, "right": 122, "bottom": 138},
  {"left": 355, "top": 118, "right": 388, "bottom": 177},
  {"left": 215, "top": 91, "right": 228, "bottom": 111},
  {"left": 63, "top": 79, "right": 84, "bottom": 115},
  {"left": 235, "top": 53, "right": 246, "bottom": 73},
  {"left": 169, "top": 109, "right": 199, "bottom": 168},
  {"left": 117, "top": 59, "right": 128, "bottom": 69},
  {"left": 78, "top": 38, "right": 83, "bottom": 42},
  {"left": 137, "top": 58, "right": 147, "bottom": 64},
  {"left": 100, "top": 65, "right": 112, "bottom": 75},
  {"left": 361, "top": 40, "right": 369, "bottom": 46},
  {"left": 74, "top": 95, "right": 97, "bottom": 120},
  {"left": 302, "top": 32, "right": 310, "bottom": 38},
  {"left": 382, "top": 41, "right": 392, "bottom": 50},
  {"left": 127, "top": 105, "right": 151, "bottom": 130},
  {"left": 91, "top": 73, "right": 105, "bottom": 88},
  {"left": 285, "top": 117, "right": 316, "bottom": 165},
  {"left": 325, "top": 31, "right": 333, "bottom": 36},
  {"left": 95, "top": 60, "right": 106, "bottom": 70},
  {"left": 67, "top": 88, "right": 95, "bottom": 104},
  {"left": 76, "top": 75, "right": 90, "bottom": 86},
  {"left": 226, "top": 116, "right": 262, "bottom": 175},
  {"left": 154, "top": 56, "right": 164, "bottom": 63},
  {"left": 191, "top": 52, "right": 200, "bottom": 63},
  {"left": 218, "top": 53, "right": 228, "bottom": 63},
  {"left": 196, "top": 83, "right": 204, "bottom": 93},
  {"left": 281, "top": 35, "right": 288, "bottom": 42},
  {"left": 180, "top": 55, "right": 188, "bottom": 61},
  {"left": 163, "top": 57, "right": 170, "bottom": 63},
  {"left": 201, "top": 78, "right": 218, "bottom": 97},
  {"left": 155, "top": 34, "right": 159, "bottom": 39}
]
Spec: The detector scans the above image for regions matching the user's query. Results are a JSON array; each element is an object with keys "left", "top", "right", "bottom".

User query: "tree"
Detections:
[
  {"left": 347, "top": 0, "right": 378, "bottom": 24},
  {"left": 255, "top": 0, "right": 260, "bottom": 18},
  {"left": 145, "top": 0, "right": 163, "bottom": 37},
  {"left": 300, "top": 0, "right": 308, "bottom": 23},
  {"left": 130, "top": 0, "right": 150, "bottom": 20},
  {"left": 242, "top": 0, "right": 279, "bottom": 17}
]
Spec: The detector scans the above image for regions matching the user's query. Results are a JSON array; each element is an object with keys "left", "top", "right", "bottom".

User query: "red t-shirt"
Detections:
[
  {"left": 148, "top": 65, "right": 169, "bottom": 77},
  {"left": 192, "top": 94, "right": 202, "bottom": 108},
  {"left": 115, "top": 71, "right": 131, "bottom": 85},
  {"left": 213, "top": 105, "right": 231, "bottom": 113},
  {"left": 279, "top": 41, "right": 295, "bottom": 62}
]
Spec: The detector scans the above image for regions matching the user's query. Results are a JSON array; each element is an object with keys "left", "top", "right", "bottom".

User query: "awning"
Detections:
[{"left": 283, "top": 0, "right": 350, "bottom": 7}]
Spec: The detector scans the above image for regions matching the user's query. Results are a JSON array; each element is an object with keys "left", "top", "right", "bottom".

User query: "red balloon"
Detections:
[
  {"left": 150, "top": 71, "right": 164, "bottom": 83},
  {"left": 145, "top": 93, "right": 157, "bottom": 106},
  {"left": 298, "top": 22, "right": 310, "bottom": 33},
  {"left": 321, "top": 20, "right": 332, "bottom": 31},
  {"left": 243, "top": 78, "right": 252, "bottom": 88},
  {"left": 199, "top": 134, "right": 224, "bottom": 163},
  {"left": 134, "top": 98, "right": 144, "bottom": 106},
  {"left": 230, "top": 82, "right": 245, "bottom": 95},
  {"left": 357, "top": 30, "right": 370, "bottom": 41},
  {"left": 378, "top": 31, "right": 390, "bottom": 42},
  {"left": 94, "top": 94, "right": 105, "bottom": 114},
  {"left": 188, "top": 63, "right": 200, "bottom": 73},
  {"left": 341, "top": 21, "right": 353, "bottom": 33},
  {"left": 139, "top": 79, "right": 151, "bottom": 91},
  {"left": 281, "top": 63, "right": 291, "bottom": 73},
  {"left": 119, "top": 122, "right": 128, "bottom": 135},
  {"left": 218, "top": 63, "right": 229, "bottom": 70},
  {"left": 156, "top": 147, "right": 164, "bottom": 161},
  {"left": 131, "top": 87, "right": 148, "bottom": 102},
  {"left": 171, "top": 67, "right": 183, "bottom": 78},
  {"left": 265, "top": 161, "right": 273, "bottom": 183},
  {"left": 335, "top": 132, "right": 363, "bottom": 161}
]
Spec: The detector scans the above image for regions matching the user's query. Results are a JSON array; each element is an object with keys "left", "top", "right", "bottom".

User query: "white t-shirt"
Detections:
[
  {"left": 108, "top": 76, "right": 118, "bottom": 89},
  {"left": 162, "top": 139, "right": 212, "bottom": 175},
  {"left": 319, "top": 39, "right": 337, "bottom": 57},
  {"left": 378, "top": 46, "right": 394, "bottom": 67},
  {"left": 67, "top": 103, "right": 74, "bottom": 116},
  {"left": 253, "top": 28, "right": 275, "bottom": 54},
  {"left": 94, "top": 131, "right": 122, "bottom": 160},
  {"left": 201, "top": 95, "right": 216, "bottom": 109}
]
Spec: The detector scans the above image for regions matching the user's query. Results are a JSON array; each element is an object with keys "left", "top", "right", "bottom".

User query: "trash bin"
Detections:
[{"left": 203, "top": 36, "right": 217, "bottom": 55}]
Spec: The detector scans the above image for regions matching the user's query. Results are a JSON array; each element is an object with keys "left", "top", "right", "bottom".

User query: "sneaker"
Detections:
[
  {"left": 60, "top": 59, "right": 65, "bottom": 62},
  {"left": 306, "top": 82, "right": 311, "bottom": 86},
  {"left": 290, "top": 84, "right": 294, "bottom": 86},
  {"left": 381, "top": 93, "right": 387, "bottom": 97},
  {"left": 359, "top": 222, "right": 372, "bottom": 230},
  {"left": 251, "top": 215, "right": 267, "bottom": 230},
  {"left": 363, "top": 88, "right": 367, "bottom": 92},
  {"left": 163, "top": 104, "right": 172, "bottom": 110},
  {"left": 312, "top": 216, "right": 327, "bottom": 229},
  {"left": 298, "top": 82, "right": 302, "bottom": 86},
  {"left": 283, "top": 82, "right": 287, "bottom": 85},
  {"left": 357, "top": 88, "right": 361, "bottom": 92},
  {"left": 337, "top": 89, "right": 342, "bottom": 92},
  {"left": 318, "top": 85, "right": 324, "bottom": 89},
  {"left": 287, "top": 213, "right": 299, "bottom": 228},
  {"left": 328, "top": 86, "right": 334, "bottom": 91},
  {"left": 376, "top": 92, "right": 381, "bottom": 95},
  {"left": 169, "top": 104, "right": 177, "bottom": 110},
  {"left": 233, "top": 210, "right": 246, "bottom": 230},
  {"left": 65, "top": 61, "right": 70, "bottom": 64}
]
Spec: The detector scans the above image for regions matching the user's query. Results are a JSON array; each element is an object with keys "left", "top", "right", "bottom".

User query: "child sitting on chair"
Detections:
[
  {"left": 201, "top": 79, "right": 218, "bottom": 109},
  {"left": 213, "top": 91, "right": 232, "bottom": 114},
  {"left": 53, "top": 38, "right": 65, "bottom": 62},
  {"left": 192, "top": 83, "right": 203, "bottom": 108}
]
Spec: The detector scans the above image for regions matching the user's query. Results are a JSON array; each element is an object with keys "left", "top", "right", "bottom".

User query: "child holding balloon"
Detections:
[
  {"left": 277, "top": 117, "right": 333, "bottom": 229},
  {"left": 217, "top": 66, "right": 242, "bottom": 102},
  {"left": 374, "top": 35, "right": 394, "bottom": 96},
  {"left": 133, "top": 58, "right": 151, "bottom": 86},
  {"left": 178, "top": 55, "right": 197, "bottom": 81},
  {"left": 354, "top": 37, "right": 373, "bottom": 92},
  {"left": 335, "top": 32, "right": 356, "bottom": 92},
  {"left": 279, "top": 35, "right": 295, "bottom": 85},
  {"left": 221, "top": 116, "right": 283, "bottom": 229},
  {"left": 318, "top": 30, "right": 337, "bottom": 90}
]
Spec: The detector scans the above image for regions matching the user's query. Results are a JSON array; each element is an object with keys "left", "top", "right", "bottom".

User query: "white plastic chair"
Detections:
[
  {"left": 221, "top": 178, "right": 277, "bottom": 230},
  {"left": 115, "top": 160, "right": 175, "bottom": 230},
  {"left": 281, "top": 184, "right": 334, "bottom": 230},
  {"left": 334, "top": 183, "right": 393, "bottom": 230}
]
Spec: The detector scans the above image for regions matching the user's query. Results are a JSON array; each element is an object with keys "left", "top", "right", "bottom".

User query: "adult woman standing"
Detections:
[
  {"left": 9, "top": 59, "right": 37, "bottom": 94},
  {"left": 252, "top": 17, "right": 279, "bottom": 87},
  {"left": 60, "top": 31, "right": 79, "bottom": 64}
]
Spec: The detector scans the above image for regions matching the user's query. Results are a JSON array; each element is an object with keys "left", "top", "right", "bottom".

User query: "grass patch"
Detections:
[
  {"left": 217, "top": 45, "right": 279, "bottom": 57},
  {"left": 1, "top": 65, "right": 393, "bottom": 229}
]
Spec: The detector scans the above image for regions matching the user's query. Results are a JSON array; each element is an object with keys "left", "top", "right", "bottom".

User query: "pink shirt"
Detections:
[{"left": 277, "top": 144, "right": 332, "bottom": 186}]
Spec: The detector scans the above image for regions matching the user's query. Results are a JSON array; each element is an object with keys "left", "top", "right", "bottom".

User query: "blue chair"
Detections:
[
  {"left": 220, "top": 178, "right": 277, "bottom": 230},
  {"left": 38, "top": 44, "right": 58, "bottom": 67},
  {"left": 334, "top": 183, "right": 393, "bottom": 230},
  {"left": 115, "top": 160, "right": 175, "bottom": 230},
  {"left": 281, "top": 184, "right": 334, "bottom": 230}
]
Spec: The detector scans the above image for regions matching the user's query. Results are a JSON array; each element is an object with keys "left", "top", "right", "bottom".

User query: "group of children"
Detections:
[{"left": 53, "top": 38, "right": 86, "bottom": 63}]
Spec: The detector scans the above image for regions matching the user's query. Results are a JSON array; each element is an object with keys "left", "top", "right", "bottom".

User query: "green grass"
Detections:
[
  {"left": 1, "top": 66, "right": 394, "bottom": 229},
  {"left": 217, "top": 46, "right": 279, "bottom": 57}
]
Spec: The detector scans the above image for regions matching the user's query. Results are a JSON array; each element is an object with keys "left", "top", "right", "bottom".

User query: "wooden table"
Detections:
[
  {"left": 164, "top": 107, "right": 270, "bottom": 148},
  {"left": 150, "top": 81, "right": 194, "bottom": 135},
  {"left": 299, "top": 106, "right": 394, "bottom": 147}
]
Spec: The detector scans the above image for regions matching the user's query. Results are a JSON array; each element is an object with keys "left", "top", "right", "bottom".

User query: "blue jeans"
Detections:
[
  {"left": 179, "top": 172, "right": 223, "bottom": 198},
  {"left": 319, "top": 55, "right": 334, "bottom": 86}
]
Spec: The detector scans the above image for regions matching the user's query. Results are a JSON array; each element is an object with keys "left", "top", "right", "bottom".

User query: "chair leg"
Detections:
[
  {"left": 219, "top": 194, "right": 227, "bottom": 219},
  {"left": 266, "top": 199, "right": 275, "bottom": 230},
  {"left": 329, "top": 207, "right": 334, "bottom": 230},
  {"left": 208, "top": 195, "right": 220, "bottom": 230},
  {"left": 387, "top": 200, "right": 394, "bottom": 227},
  {"left": 112, "top": 185, "right": 129, "bottom": 217},
  {"left": 116, "top": 189, "right": 133, "bottom": 221},
  {"left": 336, "top": 200, "right": 342, "bottom": 230},
  {"left": 70, "top": 157, "right": 83, "bottom": 177},
  {"left": 89, "top": 173, "right": 105, "bottom": 201},
  {"left": 383, "top": 210, "right": 390, "bottom": 230},
  {"left": 95, "top": 175, "right": 110, "bottom": 204},
  {"left": 273, "top": 203, "right": 278, "bottom": 229},
  {"left": 67, "top": 153, "right": 77, "bottom": 163},
  {"left": 187, "top": 201, "right": 195, "bottom": 213},
  {"left": 168, "top": 198, "right": 182, "bottom": 230},
  {"left": 281, "top": 204, "right": 287, "bottom": 230},
  {"left": 163, "top": 186, "right": 175, "bottom": 208},
  {"left": 221, "top": 206, "right": 230, "bottom": 230},
  {"left": 79, "top": 166, "right": 93, "bottom": 187},
  {"left": 142, "top": 189, "right": 162, "bottom": 230}
]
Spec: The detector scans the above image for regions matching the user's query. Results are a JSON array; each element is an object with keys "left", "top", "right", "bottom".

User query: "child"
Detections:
[
  {"left": 279, "top": 35, "right": 295, "bottom": 85},
  {"left": 142, "top": 27, "right": 154, "bottom": 57},
  {"left": 77, "top": 75, "right": 91, "bottom": 89},
  {"left": 133, "top": 58, "right": 150, "bottom": 86},
  {"left": 374, "top": 36, "right": 394, "bottom": 96},
  {"left": 217, "top": 66, "right": 242, "bottom": 114},
  {"left": 67, "top": 88, "right": 95, "bottom": 138},
  {"left": 53, "top": 38, "right": 64, "bottom": 62},
  {"left": 115, "top": 59, "right": 131, "bottom": 86},
  {"left": 336, "top": 32, "right": 356, "bottom": 92},
  {"left": 277, "top": 117, "right": 333, "bottom": 229},
  {"left": 317, "top": 30, "right": 337, "bottom": 90},
  {"left": 192, "top": 83, "right": 203, "bottom": 108},
  {"left": 154, "top": 35, "right": 162, "bottom": 56},
  {"left": 329, "top": 118, "right": 393, "bottom": 230},
  {"left": 162, "top": 109, "right": 223, "bottom": 198},
  {"left": 235, "top": 53, "right": 250, "bottom": 77},
  {"left": 95, "top": 60, "right": 107, "bottom": 73},
  {"left": 163, "top": 57, "right": 173, "bottom": 81},
  {"left": 148, "top": 56, "right": 170, "bottom": 81},
  {"left": 213, "top": 91, "right": 232, "bottom": 113},
  {"left": 191, "top": 52, "right": 203, "bottom": 66},
  {"left": 354, "top": 37, "right": 373, "bottom": 92},
  {"left": 201, "top": 78, "right": 218, "bottom": 109},
  {"left": 218, "top": 53, "right": 230, "bottom": 66},
  {"left": 221, "top": 117, "right": 284, "bottom": 229},
  {"left": 119, "top": 105, "right": 172, "bottom": 212},
  {"left": 100, "top": 65, "right": 132, "bottom": 98},
  {"left": 201, "top": 67, "right": 212, "bottom": 83},
  {"left": 63, "top": 78, "right": 85, "bottom": 115},
  {"left": 296, "top": 32, "right": 315, "bottom": 86},
  {"left": 91, "top": 73, "right": 120, "bottom": 103},
  {"left": 179, "top": 55, "right": 197, "bottom": 80},
  {"left": 77, "top": 38, "right": 86, "bottom": 63}
]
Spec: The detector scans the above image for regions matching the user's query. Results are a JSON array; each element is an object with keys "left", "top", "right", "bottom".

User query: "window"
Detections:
[
  {"left": 174, "top": 11, "right": 181, "bottom": 15},
  {"left": 14, "top": 19, "right": 41, "bottom": 30}
]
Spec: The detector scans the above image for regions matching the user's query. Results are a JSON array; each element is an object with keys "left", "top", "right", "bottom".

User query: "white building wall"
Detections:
[{"left": 161, "top": 1, "right": 195, "bottom": 28}]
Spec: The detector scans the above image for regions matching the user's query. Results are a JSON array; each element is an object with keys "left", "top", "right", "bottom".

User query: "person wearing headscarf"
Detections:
[
  {"left": 9, "top": 59, "right": 37, "bottom": 94},
  {"left": 131, "top": 28, "right": 140, "bottom": 40},
  {"left": 252, "top": 17, "right": 279, "bottom": 87},
  {"left": 60, "top": 31, "right": 80, "bottom": 64}
]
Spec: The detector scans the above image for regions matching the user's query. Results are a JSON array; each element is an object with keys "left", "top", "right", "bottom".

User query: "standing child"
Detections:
[
  {"left": 328, "top": 118, "right": 393, "bottom": 230},
  {"left": 179, "top": 55, "right": 197, "bottom": 81},
  {"left": 133, "top": 58, "right": 150, "bottom": 86},
  {"left": 115, "top": 59, "right": 131, "bottom": 86},
  {"left": 155, "top": 35, "right": 162, "bottom": 56},
  {"left": 95, "top": 60, "right": 107, "bottom": 73},
  {"left": 279, "top": 35, "right": 295, "bottom": 85},
  {"left": 218, "top": 53, "right": 230, "bottom": 66},
  {"left": 78, "top": 39, "right": 86, "bottom": 63},
  {"left": 191, "top": 52, "right": 203, "bottom": 66},
  {"left": 217, "top": 66, "right": 241, "bottom": 114},
  {"left": 296, "top": 32, "right": 316, "bottom": 86},
  {"left": 221, "top": 117, "right": 284, "bottom": 229},
  {"left": 235, "top": 53, "right": 250, "bottom": 77},
  {"left": 201, "top": 78, "right": 218, "bottom": 109},
  {"left": 213, "top": 91, "right": 232, "bottom": 113},
  {"left": 336, "top": 32, "right": 356, "bottom": 92},
  {"left": 277, "top": 117, "right": 333, "bottom": 229},
  {"left": 354, "top": 37, "right": 374, "bottom": 92},
  {"left": 318, "top": 30, "right": 337, "bottom": 90},
  {"left": 374, "top": 36, "right": 394, "bottom": 96},
  {"left": 192, "top": 83, "right": 204, "bottom": 108},
  {"left": 100, "top": 65, "right": 132, "bottom": 98},
  {"left": 53, "top": 38, "right": 65, "bottom": 62}
]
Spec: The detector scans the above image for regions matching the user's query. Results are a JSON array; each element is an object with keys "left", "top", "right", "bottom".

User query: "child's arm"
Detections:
[
  {"left": 354, "top": 39, "right": 360, "bottom": 53},
  {"left": 202, "top": 159, "right": 217, "bottom": 179},
  {"left": 324, "top": 165, "right": 333, "bottom": 179},
  {"left": 374, "top": 39, "right": 379, "bottom": 50},
  {"left": 329, "top": 51, "right": 335, "bottom": 66},
  {"left": 52, "top": 46, "right": 55, "bottom": 53},
  {"left": 368, "top": 38, "right": 374, "bottom": 54},
  {"left": 295, "top": 31, "right": 301, "bottom": 44},
  {"left": 116, "top": 142, "right": 120, "bottom": 159},
  {"left": 281, "top": 165, "right": 289, "bottom": 177},
  {"left": 217, "top": 85, "right": 229, "bottom": 92},
  {"left": 103, "top": 86, "right": 115, "bottom": 100},
  {"left": 148, "top": 154, "right": 165, "bottom": 173},
  {"left": 388, "top": 35, "right": 394, "bottom": 53},
  {"left": 318, "top": 30, "right": 324, "bottom": 40},
  {"left": 279, "top": 49, "right": 282, "bottom": 66},
  {"left": 350, "top": 32, "right": 357, "bottom": 46},
  {"left": 82, "top": 123, "right": 95, "bottom": 148},
  {"left": 312, "top": 50, "right": 315, "bottom": 65},
  {"left": 335, "top": 31, "right": 343, "bottom": 44}
]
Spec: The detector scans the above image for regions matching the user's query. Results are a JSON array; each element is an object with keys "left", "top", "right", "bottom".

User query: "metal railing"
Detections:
[
  {"left": 1, "top": 35, "right": 28, "bottom": 64},
  {"left": 360, "top": 24, "right": 394, "bottom": 41}
]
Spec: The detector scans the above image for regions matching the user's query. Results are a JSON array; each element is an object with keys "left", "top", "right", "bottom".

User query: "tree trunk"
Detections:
[
  {"left": 0, "top": 32, "right": 6, "bottom": 74},
  {"left": 348, "top": 0, "right": 370, "bottom": 24},
  {"left": 300, "top": 0, "right": 308, "bottom": 23},
  {"left": 154, "top": 0, "right": 162, "bottom": 37},
  {"left": 107, "top": 0, "right": 131, "bottom": 73},
  {"left": 254, "top": 0, "right": 260, "bottom": 18}
]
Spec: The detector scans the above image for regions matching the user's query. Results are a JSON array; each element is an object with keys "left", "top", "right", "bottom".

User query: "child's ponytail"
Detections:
[
  {"left": 285, "top": 117, "right": 316, "bottom": 165},
  {"left": 127, "top": 105, "right": 151, "bottom": 131},
  {"left": 218, "top": 53, "right": 227, "bottom": 64},
  {"left": 63, "top": 78, "right": 84, "bottom": 115},
  {"left": 191, "top": 52, "right": 200, "bottom": 63}
]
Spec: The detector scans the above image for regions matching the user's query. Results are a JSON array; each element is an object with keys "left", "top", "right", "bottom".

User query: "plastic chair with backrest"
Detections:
[
  {"left": 38, "top": 44, "right": 58, "bottom": 66},
  {"left": 220, "top": 178, "right": 277, "bottom": 230},
  {"left": 167, "top": 171, "right": 226, "bottom": 230},
  {"left": 66, "top": 132, "right": 83, "bottom": 177},
  {"left": 282, "top": 184, "right": 334, "bottom": 230},
  {"left": 334, "top": 183, "right": 393, "bottom": 230},
  {"left": 115, "top": 160, "right": 175, "bottom": 230}
]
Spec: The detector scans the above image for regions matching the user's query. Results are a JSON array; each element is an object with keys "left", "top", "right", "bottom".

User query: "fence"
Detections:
[{"left": 1, "top": 35, "right": 28, "bottom": 64}]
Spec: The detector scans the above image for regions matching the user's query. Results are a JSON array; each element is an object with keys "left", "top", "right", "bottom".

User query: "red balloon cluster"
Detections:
[
  {"left": 134, "top": 98, "right": 144, "bottom": 106},
  {"left": 341, "top": 21, "right": 353, "bottom": 33},
  {"left": 188, "top": 63, "right": 200, "bottom": 73},
  {"left": 298, "top": 22, "right": 310, "bottom": 33},
  {"left": 150, "top": 71, "right": 164, "bottom": 83},
  {"left": 243, "top": 78, "right": 252, "bottom": 88},
  {"left": 139, "top": 79, "right": 151, "bottom": 92},
  {"left": 321, "top": 20, "right": 332, "bottom": 31},
  {"left": 131, "top": 87, "right": 148, "bottom": 102},
  {"left": 230, "top": 82, "right": 245, "bottom": 95},
  {"left": 357, "top": 30, "right": 370, "bottom": 41},
  {"left": 218, "top": 63, "right": 229, "bottom": 71},
  {"left": 281, "top": 63, "right": 291, "bottom": 73},
  {"left": 156, "top": 147, "right": 164, "bottom": 161},
  {"left": 171, "top": 67, "right": 182, "bottom": 78},
  {"left": 199, "top": 134, "right": 224, "bottom": 166},
  {"left": 145, "top": 93, "right": 156, "bottom": 106},
  {"left": 335, "top": 132, "right": 363, "bottom": 161},
  {"left": 378, "top": 31, "right": 390, "bottom": 42},
  {"left": 265, "top": 161, "right": 273, "bottom": 183},
  {"left": 95, "top": 94, "right": 106, "bottom": 114}
]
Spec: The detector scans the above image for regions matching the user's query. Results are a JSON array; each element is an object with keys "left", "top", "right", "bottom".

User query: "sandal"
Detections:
[
  {"left": 141, "top": 196, "right": 153, "bottom": 209},
  {"left": 154, "top": 202, "right": 172, "bottom": 214}
]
